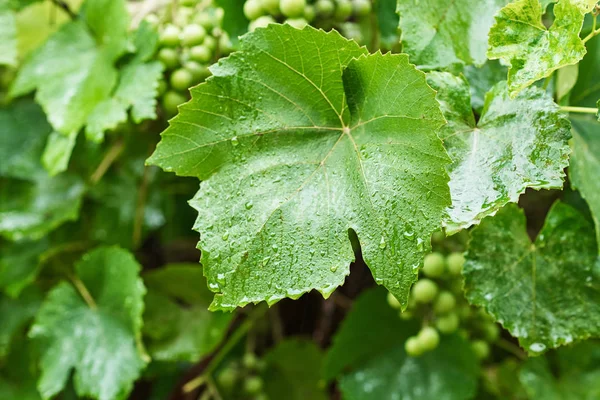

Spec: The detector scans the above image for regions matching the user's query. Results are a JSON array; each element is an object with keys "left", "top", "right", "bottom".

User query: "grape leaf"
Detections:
[
  {"left": 148, "top": 25, "right": 450, "bottom": 311},
  {"left": 519, "top": 341, "right": 600, "bottom": 399},
  {"left": 487, "top": 0, "right": 595, "bottom": 97},
  {"left": 426, "top": 73, "right": 571, "bottom": 233},
  {"left": 10, "top": 0, "right": 129, "bottom": 174},
  {"left": 463, "top": 202, "right": 600, "bottom": 355},
  {"left": 143, "top": 264, "right": 233, "bottom": 362},
  {"left": 0, "top": 287, "right": 41, "bottom": 358},
  {"left": 376, "top": 0, "right": 399, "bottom": 50},
  {"left": 564, "top": 17, "right": 600, "bottom": 108},
  {"left": 0, "top": 239, "right": 47, "bottom": 297},
  {"left": 261, "top": 339, "right": 327, "bottom": 400},
  {"left": 569, "top": 117, "right": 600, "bottom": 248},
  {"left": 29, "top": 246, "right": 147, "bottom": 400},
  {"left": 396, "top": 0, "right": 509, "bottom": 70},
  {"left": 0, "top": 6, "right": 17, "bottom": 66},
  {"left": 215, "top": 0, "right": 248, "bottom": 43},
  {"left": 323, "top": 287, "right": 418, "bottom": 381}
]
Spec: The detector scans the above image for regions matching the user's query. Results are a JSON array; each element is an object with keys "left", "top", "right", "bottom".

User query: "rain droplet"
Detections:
[
  {"left": 379, "top": 236, "right": 386, "bottom": 249},
  {"left": 416, "top": 237, "right": 424, "bottom": 252},
  {"left": 403, "top": 231, "right": 415, "bottom": 239},
  {"left": 330, "top": 265, "right": 338, "bottom": 272},
  {"left": 222, "top": 231, "right": 229, "bottom": 240},
  {"left": 231, "top": 136, "right": 239, "bottom": 146},
  {"left": 245, "top": 201, "right": 253, "bottom": 210},
  {"left": 529, "top": 343, "right": 546, "bottom": 353}
]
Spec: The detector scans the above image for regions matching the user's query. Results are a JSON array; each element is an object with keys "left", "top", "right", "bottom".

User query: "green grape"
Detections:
[
  {"left": 340, "top": 22, "right": 363, "bottom": 43},
  {"left": 435, "top": 312, "right": 459, "bottom": 334},
  {"left": 243, "top": 353, "right": 259, "bottom": 370},
  {"left": 315, "top": 0, "right": 335, "bottom": 17},
  {"left": 184, "top": 61, "right": 211, "bottom": 82},
  {"left": 285, "top": 18, "right": 309, "bottom": 29},
  {"left": 216, "top": 366, "right": 239, "bottom": 390},
  {"left": 181, "top": 0, "right": 197, "bottom": 5},
  {"left": 482, "top": 322, "right": 500, "bottom": 342},
  {"left": 203, "top": 35, "right": 217, "bottom": 50},
  {"left": 431, "top": 231, "right": 445, "bottom": 244},
  {"left": 449, "top": 278, "right": 463, "bottom": 295},
  {"left": 244, "top": 0, "right": 265, "bottom": 20},
  {"left": 144, "top": 13, "right": 159, "bottom": 28},
  {"left": 447, "top": 252, "right": 465, "bottom": 275},
  {"left": 471, "top": 340, "right": 490, "bottom": 360},
  {"left": 181, "top": 24, "right": 206, "bottom": 47},
  {"left": 304, "top": 5, "right": 316, "bottom": 21},
  {"left": 405, "top": 336, "right": 423, "bottom": 357},
  {"left": 280, "top": 0, "right": 307, "bottom": 18},
  {"left": 352, "top": 0, "right": 371, "bottom": 16},
  {"left": 158, "top": 48, "right": 180, "bottom": 70},
  {"left": 260, "top": 0, "right": 280, "bottom": 14},
  {"left": 422, "top": 252, "right": 446, "bottom": 278},
  {"left": 411, "top": 279, "right": 438, "bottom": 303},
  {"left": 219, "top": 33, "right": 234, "bottom": 54},
  {"left": 170, "top": 68, "right": 194, "bottom": 91},
  {"left": 399, "top": 310, "right": 413, "bottom": 320},
  {"left": 244, "top": 376, "right": 264, "bottom": 395},
  {"left": 190, "top": 45, "right": 212, "bottom": 63},
  {"left": 387, "top": 292, "right": 401, "bottom": 309},
  {"left": 334, "top": 0, "right": 353, "bottom": 20},
  {"left": 157, "top": 79, "right": 167, "bottom": 95},
  {"left": 160, "top": 24, "right": 181, "bottom": 47},
  {"left": 417, "top": 326, "right": 440, "bottom": 351},
  {"left": 458, "top": 305, "right": 472, "bottom": 320},
  {"left": 178, "top": 7, "right": 194, "bottom": 24},
  {"left": 162, "top": 91, "right": 187, "bottom": 115},
  {"left": 433, "top": 291, "right": 456, "bottom": 314},
  {"left": 249, "top": 15, "right": 276, "bottom": 31},
  {"left": 196, "top": 12, "right": 214, "bottom": 29}
]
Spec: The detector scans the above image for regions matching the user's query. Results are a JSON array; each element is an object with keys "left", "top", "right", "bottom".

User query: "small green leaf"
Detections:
[
  {"left": 29, "top": 246, "right": 147, "bottom": 400},
  {"left": 427, "top": 74, "right": 571, "bottom": 233},
  {"left": 149, "top": 25, "right": 450, "bottom": 311},
  {"left": 262, "top": 339, "right": 327, "bottom": 400},
  {"left": 396, "top": 0, "right": 509, "bottom": 70},
  {"left": 143, "top": 264, "right": 233, "bottom": 362},
  {"left": 488, "top": 0, "right": 594, "bottom": 97},
  {"left": 463, "top": 202, "right": 600, "bottom": 355},
  {"left": 214, "top": 0, "right": 248, "bottom": 43},
  {"left": 570, "top": 117, "right": 600, "bottom": 248},
  {"left": 462, "top": 60, "right": 508, "bottom": 113},
  {"left": 519, "top": 341, "right": 600, "bottom": 399},
  {"left": 338, "top": 334, "right": 479, "bottom": 400}
]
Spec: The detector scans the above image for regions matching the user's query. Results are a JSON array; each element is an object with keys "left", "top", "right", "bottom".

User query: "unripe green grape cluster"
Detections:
[
  {"left": 215, "top": 352, "right": 269, "bottom": 400},
  {"left": 243, "top": 0, "right": 372, "bottom": 45},
  {"left": 387, "top": 232, "right": 501, "bottom": 359},
  {"left": 144, "top": 0, "right": 234, "bottom": 116}
]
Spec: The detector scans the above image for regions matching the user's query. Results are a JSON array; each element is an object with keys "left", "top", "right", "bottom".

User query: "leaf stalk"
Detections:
[{"left": 560, "top": 106, "right": 599, "bottom": 114}]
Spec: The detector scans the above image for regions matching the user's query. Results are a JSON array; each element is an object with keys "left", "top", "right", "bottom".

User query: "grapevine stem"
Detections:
[
  {"left": 182, "top": 307, "right": 266, "bottom": 393},
  {"left": 582, "top": 14, "right": 599, "bottom": 43},
  {"left": 51, "top": 0, "right": 77, "bottom": 19},
  {"left": 495, "top": 338, "right": 527, "bottom": 360},
  {"left": 69, "top": 274, "right": 98, "bottom": 310},
  {"left": 560, "top": 106, "right": 599, "bottom": 114},
  {"left": 90, "top": 139, "right": 124, "bottom": 184}
]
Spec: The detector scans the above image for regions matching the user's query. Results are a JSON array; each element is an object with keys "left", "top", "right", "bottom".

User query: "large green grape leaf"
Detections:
[
  {"left": 570, "top": 117, "right": 600, "bottom": 248},
  {"left": 323, "top": 287, "right": 418, "bottom": 381},
  {"left": 143, "top": 264, "right": 233, "bottom": 362},
  {"left": 29, "top": 246, "right": 147, "bottom": 400},
  {"left": 463, "top": 202, "right": 600, "bottom": 355},
  {"left": 9, "top": 0, "right": 129, "bottom": 174},
  {"left": 519, "top": 341, "right": 600, "bottom": 399},
  {"left": 0, "top": 239, "right": 47, "bottom": 297},
  {"left": 487, "top": 0, "right": 595, "bottom": 97},
  {"left": 0, "top": 287, "right": 41, "bottom": 358},
  {"left": 396, "top": 0, "right": 509, "bottom": 70},
  {"left": 426, "top": 73, "right": 571, "bottom": 233},
  {"left": 261, "top": 339, "right": 327, "bottom": 400},
  {"left": 148, "top": 25, "right": 450, "bottom": 311},
  {"left": 0, "top": 101, "right": 85, "bottom": 241},
  {"left": 565, "top": 18, "right": 600, "bottom": 107}
]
